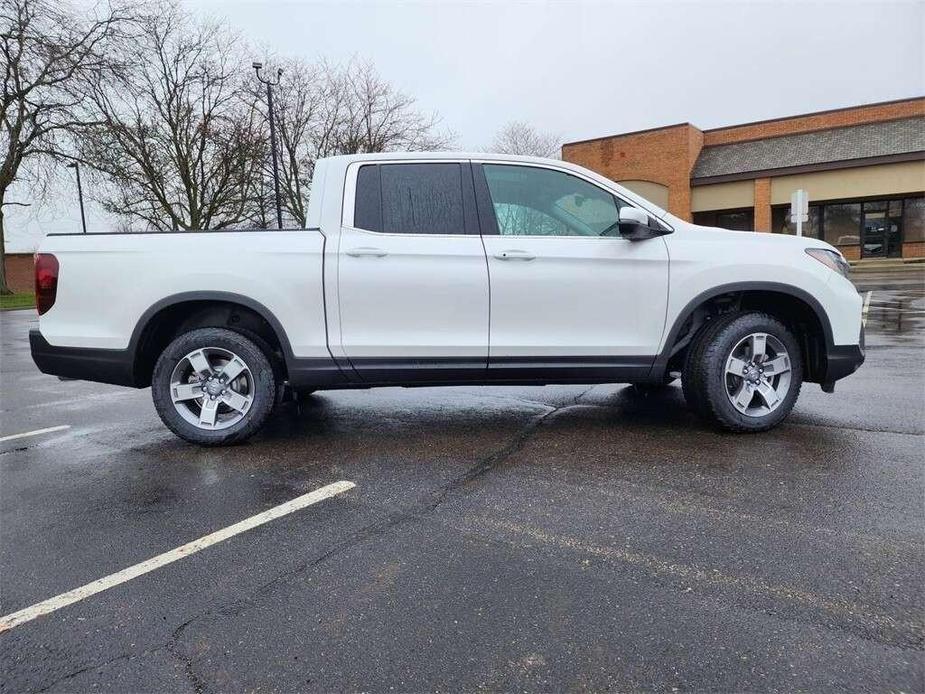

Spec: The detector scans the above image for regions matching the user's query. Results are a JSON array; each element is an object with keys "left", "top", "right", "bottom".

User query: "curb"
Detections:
[{"left": 848, "top": 260, "right": 925, "bottom": 271}]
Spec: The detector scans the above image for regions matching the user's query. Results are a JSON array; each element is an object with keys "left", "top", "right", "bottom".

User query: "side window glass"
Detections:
[
  {"left": 380, "top": 163, "right": 465, "bottom": 234},
  {"left": 483, "top": 164, "right": 625, "bottom": 237},
  {"left": 354, "top": 165, "right": 381, "bottom": 231},
  {"left": 492, "top": 203, "right": 569, "bottom": 236},
  {"left": 353, "top": 163, "right": 466, "bottom": 235}
]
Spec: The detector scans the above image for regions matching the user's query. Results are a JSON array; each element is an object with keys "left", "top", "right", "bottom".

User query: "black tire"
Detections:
[
  {"left": 151, "top": 327, "right": 276, "bottom": 446},
  {"left": 683, "top": 312, "right": 803, "bottom": 432},
  {"left": 681, "top": 312, "right": 741, "bottom": 417}
]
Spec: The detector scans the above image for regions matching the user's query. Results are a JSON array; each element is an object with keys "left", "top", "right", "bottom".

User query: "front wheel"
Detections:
[
  {"left": 151, "top": 328, "right": 276, "bottom": 446},
  {"left": 683, "top": 312, "right": 802, "bottom": 432}
]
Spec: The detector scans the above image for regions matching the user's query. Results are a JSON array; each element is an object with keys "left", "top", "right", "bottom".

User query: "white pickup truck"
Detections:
[{"left": 30, "top": 153, "right": 864, "bottom": 445}]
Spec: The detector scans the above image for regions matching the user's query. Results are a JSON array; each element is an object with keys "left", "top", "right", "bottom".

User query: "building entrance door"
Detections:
[{"left": 861, "top": 202, "right": 902, "bottom": 259}]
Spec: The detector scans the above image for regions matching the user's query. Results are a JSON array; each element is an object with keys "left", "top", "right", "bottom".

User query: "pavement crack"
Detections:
[
  {"left": 254, "top": 512, "right": 413, "bottom": 599},
  {"left": 164, "top": 614, "right": 213, "bottom": 694},
  {"left": 423, "top": 387, "right": 593, "bottom": 512},
  {"left": 156, "top": 510, "right": 418, "bottom": 654},
  {"left": 423, "top": 411, "right": 552, "bottom": 511},
  {"left": 33, "top": 652, "right": 134, "bottom": 693}
]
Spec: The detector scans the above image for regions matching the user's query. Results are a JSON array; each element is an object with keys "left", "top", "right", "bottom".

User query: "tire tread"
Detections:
[{"left": 682, "top": 312, "right": 741, "bottom": 416}]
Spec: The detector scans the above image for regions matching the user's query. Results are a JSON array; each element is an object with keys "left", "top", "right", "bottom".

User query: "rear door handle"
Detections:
[
  {"left": 494, "top": 250, "right": 535, "bottom": 261},
  {"left": 345, "top": 247, "right": 388, "bottom": 258}
]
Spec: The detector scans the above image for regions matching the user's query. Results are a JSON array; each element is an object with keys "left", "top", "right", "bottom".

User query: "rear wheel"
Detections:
[
  {"left": 151, "top": 328, "right": 276, "bottom": 446},
  {"left": 683, "top": 312, "right": 802, "bottom": 432}
]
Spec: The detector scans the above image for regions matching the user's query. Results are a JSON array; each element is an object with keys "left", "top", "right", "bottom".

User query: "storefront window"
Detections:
[
  {"left": 904, "top": 197, "right": 925, "bottom": 243},
  {"left": 823, "top": 203, "right": 861, "bottom": 247},
  {"left": 703, "top": 197, "right": 923, "bottom": 253},
  {"left": 772, "top": 205, "right": 821, "bottom": 238},
  {"left": 692, "top": 209, "right": 754, "bottom": 231},
  {"left": 715, "top": 210, "right": 753, "bottom": 231}
]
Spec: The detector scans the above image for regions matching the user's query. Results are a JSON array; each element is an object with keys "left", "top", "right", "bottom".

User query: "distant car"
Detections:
[{"left": 30, "top": 153, "right": 864, "bottom": 445}]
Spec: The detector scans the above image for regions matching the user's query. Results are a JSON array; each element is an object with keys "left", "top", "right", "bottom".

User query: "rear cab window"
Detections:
[{"left": 353, "top": 162, "right": 475, "bottom": 235}]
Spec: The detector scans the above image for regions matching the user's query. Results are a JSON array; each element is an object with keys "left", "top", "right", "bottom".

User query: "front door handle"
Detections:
[
  {"left": 345, "top": 247, "right": 388, "bottom": 258},
  {"left": 494, "top": 250, "right": 535, "bottom": 261}
]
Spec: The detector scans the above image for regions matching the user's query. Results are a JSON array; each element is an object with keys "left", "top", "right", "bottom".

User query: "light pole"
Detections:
[
  {"left": 66, "top": 162, "right": 87, "bottom": 234},
  {"left": 253, "top": 61, "right": 284, "bottom": 230}
]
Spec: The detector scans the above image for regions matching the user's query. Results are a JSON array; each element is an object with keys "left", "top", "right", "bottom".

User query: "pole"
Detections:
[
  {"left": 69, "top": 162, "right": 88, "bottom": 234},
  {"left": 791, "top": 189, "right": 806, "bottom": 238},
  {"left": 266, "top": 81, "right": 283, "bottom": 230}
]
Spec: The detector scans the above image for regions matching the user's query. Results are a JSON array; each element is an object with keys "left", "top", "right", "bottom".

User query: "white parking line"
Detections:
[
  {"left": 0, "top": 425, "right": 70, "bottom": 443},
  {"left": 0, "top": 480, "right": 355, "bottom": 632},
  {"left": 862, "top": 290, "right": 872, "bottom": 327}
]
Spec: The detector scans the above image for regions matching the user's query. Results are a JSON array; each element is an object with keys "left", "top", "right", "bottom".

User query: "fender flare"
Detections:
[
  {"left": 129, "top": 291, "right": 296, "bottom": 360},
  {"left": 129, "top": 291, "right": 348, "bottom": 389},
  {"left": 649, "top": 281, "right": 835, "bottom": 380}
]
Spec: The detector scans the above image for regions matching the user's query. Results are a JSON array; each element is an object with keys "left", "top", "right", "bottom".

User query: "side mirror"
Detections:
[{"left": 618, "top": 207, "right": 666, "bottom": 241}]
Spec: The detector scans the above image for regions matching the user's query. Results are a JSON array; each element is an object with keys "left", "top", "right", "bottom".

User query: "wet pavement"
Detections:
[{"left": 1, "top": 267, "right": 923, "bottom": 692}]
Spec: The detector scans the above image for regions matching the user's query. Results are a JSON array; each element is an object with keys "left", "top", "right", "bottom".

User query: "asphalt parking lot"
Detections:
[{"left": 1, "top": 267, "right": 923, "bottom": 693}]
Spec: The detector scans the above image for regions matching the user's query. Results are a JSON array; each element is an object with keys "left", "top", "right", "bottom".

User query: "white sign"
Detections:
[{"left": 790, "top": 189, "right": 809, "bottom": 236}]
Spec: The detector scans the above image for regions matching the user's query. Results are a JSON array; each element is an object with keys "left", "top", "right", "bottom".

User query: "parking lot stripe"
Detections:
[
  {"left": 862, "top": 290, "right": 872, "bottom": 326},
  {"left": 0, "top": 480, "right": 355, "bottom": 633},
  {"left": 0, "top": 425, "right": 70, "bottom": 443}
]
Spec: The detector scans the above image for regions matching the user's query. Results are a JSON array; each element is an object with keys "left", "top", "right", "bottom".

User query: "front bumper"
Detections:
[
  {"left": 822, "top": 325, "right": 865, "bottom": 384},
  {"left": 30, "top": 329, "right": 137, "bottom": 387}
]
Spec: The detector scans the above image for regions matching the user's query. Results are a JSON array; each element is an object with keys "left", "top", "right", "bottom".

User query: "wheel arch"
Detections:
[
  {"left": 129, "top": 292, "right": 294, "bottom": 388},
  {"left": 653, "top": 282, "right": 834, "bottom": 384}
]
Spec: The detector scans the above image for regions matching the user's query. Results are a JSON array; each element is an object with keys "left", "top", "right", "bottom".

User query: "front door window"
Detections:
[{"left": 482, "top": 164, "right": 627, "bottom": 237}]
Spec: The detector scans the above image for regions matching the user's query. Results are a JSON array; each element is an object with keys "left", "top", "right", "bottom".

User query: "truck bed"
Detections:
[{"left": 36, "top": 229, "right": 330, "bottom": 361}]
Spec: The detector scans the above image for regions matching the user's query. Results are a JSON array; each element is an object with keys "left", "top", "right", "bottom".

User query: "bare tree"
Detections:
[
  {"left": 256, "top": 57, "right": 453, "bottom": 227},
  {"left": 0, "top": 0, "right": 122, "bottom": 294},
  {"left": 76, "top": 3, "right": 264, "bottom": 231},
  {"left": 490, "top": 120, "right": 561, "bottom": 159},
  {"left": 336, "top": 59, "right": 453, "bottom": 155},
  {"left": 247, "top": 58, "right": 343, "bottom": 227}
]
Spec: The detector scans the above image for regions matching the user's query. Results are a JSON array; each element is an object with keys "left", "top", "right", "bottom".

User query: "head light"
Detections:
[{"left": 805, "top": 248, "right": 850, "bottom": 278}]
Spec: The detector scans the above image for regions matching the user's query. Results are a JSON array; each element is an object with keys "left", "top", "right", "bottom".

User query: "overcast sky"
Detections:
[{"left": 6, "top": 0, "right": 924, "bottom": 251}]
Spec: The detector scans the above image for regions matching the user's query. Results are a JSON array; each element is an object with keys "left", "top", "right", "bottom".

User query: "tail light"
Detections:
[{"left": 34, "top": 253, "right": 59, "bottom": 315}]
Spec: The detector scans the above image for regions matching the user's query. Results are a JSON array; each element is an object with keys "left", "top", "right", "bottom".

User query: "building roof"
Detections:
[{"left": 691, "top": 117, "right": 925, "bottom": 181}]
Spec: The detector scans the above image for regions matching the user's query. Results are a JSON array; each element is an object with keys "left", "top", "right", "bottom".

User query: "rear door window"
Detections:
[{"left": 353, "top": 163, "right": 466, "bottom": 235}]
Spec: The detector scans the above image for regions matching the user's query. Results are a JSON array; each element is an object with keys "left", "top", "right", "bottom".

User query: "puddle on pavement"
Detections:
[{"left": 863, "top": 287, "right": 925, "bottom": 345}]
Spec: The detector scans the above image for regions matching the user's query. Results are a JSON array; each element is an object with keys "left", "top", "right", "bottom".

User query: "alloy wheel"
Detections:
[
  {"left": 169, "top": 347, "right": 253, "bottom": 430},
  {"left": 724, "top": 332, "right": 792, "bottom": 417}
]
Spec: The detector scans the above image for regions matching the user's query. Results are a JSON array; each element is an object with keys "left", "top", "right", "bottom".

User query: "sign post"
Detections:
[{"left": 790, "top": 189, "right": 809, "bottom": 237}]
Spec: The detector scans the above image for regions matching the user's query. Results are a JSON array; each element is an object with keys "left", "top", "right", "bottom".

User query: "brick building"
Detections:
[
  {"left": 562, "top": 97, "right": 925, "bottom": 260},
  {"left": 3, "top": 253, "right": 33, "bottom": 294}
]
